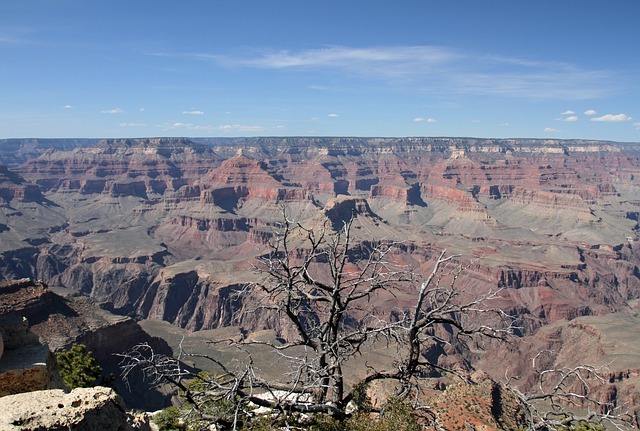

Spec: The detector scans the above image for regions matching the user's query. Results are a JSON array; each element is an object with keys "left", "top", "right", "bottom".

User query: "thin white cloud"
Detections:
[
  {"left": 590, "top": 113, "right": 632, "bottom": 122},
  {"left": 544, "top": 127, "right": 560, "bottom": 133},
  {"left": 634, "top": 122, "right": 640, "bottom": 128},
  {"left": 584, "top": 109, "right": 597, "bottom": 116},
  {"left": 101, "top": 108, "right": 126, "bottom": 114},
  {"left": 414, "top": 117, "right": 436, "bottom": 123},
  {"left": 183, "top": 110, "right": 204, "bottom": 115},
  {"left": 63, "top": 104, "right": 74, "bottom": 109},
  {"left": 500, "top": 123, "right": 510, "bottom": 127},
  {"left": 154, "top": 45, "right": 614, "bottom": 100},
  {"left": 156, "top": 122, "right": 266, "bottom": 133},
  {"left": 0, "top": 27, "right": 34, "bottom": 45},
  {"left": 139, "top": 107, "right": 145, "bottom": 112},
  {"left": 556, "top": 111, "right": 578, "bottom": 121},
  {"left": 219, "top": 46, "right": 458, "bottom": 70},
  {"left": 119, "top": 123, "right": 147, "bottom": 127},
  {"left": 218, "top": 124, "right": 266, "bottom": 132},
  {"left": 328, "top": 113, "right": 339, "bottom": 117},
  {"left": 155, "top": 122, "right": 194, "bottom": 131}
]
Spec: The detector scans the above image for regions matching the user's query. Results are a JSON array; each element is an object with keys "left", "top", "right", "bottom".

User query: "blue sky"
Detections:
[{"left": 1, "top": 1, "right": 639, "bottom": 141}]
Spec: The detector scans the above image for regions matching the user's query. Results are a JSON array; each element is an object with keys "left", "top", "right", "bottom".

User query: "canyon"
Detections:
[{"left": 1, "top": 136, "right": 639, "bottom": 422}]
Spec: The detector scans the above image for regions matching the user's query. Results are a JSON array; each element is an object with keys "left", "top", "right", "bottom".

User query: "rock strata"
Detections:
[
  {"left": 1, "top": 139, "right": 638, "bottom": 331},
  {"left": 0, "top": 313, "right": 63, "bottom": 396},
  {"left": 0, "top": 137, "right": 639, "bottom": 420},
  {"left": 0, "top": 278, "right": 174, "bottom": 410}
]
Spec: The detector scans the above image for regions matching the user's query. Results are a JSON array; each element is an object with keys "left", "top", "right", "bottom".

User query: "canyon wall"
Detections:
[
  {"left": 1, "top": 136, "right": 639, "bottom": 414},
  {"left": 1, "top": 137, "right": 636, "bottom": 330}
]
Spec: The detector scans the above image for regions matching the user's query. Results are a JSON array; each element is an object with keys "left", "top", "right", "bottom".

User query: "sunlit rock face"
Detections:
[
  {"left": 1, "top": 136, "right": 639, "bottom": 417},
  {"left": 0, "top": 387, "right": 150, "bottom": 431},
  {"left": 0, "top": 137, "right": 637, "bottom": 332}
]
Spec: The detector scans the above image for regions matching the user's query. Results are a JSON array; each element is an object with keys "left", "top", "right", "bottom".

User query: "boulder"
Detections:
[{"left": 0, "top": 387, "right": 151, "bottom": 431}]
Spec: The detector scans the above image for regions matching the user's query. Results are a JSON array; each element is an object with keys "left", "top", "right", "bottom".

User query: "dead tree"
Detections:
[
  {"left": 504, "top": 350, "right": 632, "bottom": 431},
  {"left": 118, "top": 211, "right": 631, "bottom": 430}
]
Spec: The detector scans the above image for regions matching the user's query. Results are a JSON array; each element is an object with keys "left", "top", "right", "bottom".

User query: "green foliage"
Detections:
[
  {"left": 240, "top": 397, "right": 420, "bottom": 431},
  {"left": 157, "top": 385, "right": 423, "bottom": 431},
  {"left": 560, "top": 421, "right": 606, "bottom": 431},
  {"left": 307, "top": 414, "right": 347, "bottom": 431},
  {"left": 363, "top": 397, "right": 421, "bottom": 431},
  {"left": 154, "top": 406, "right": 184, "bottom": 431},
  {"left": 350, "top": 381, "right": 373, "bottom": 413},
  {"left": 177, "top": 371, "right": 244, "bottom": 430},
  {"left": 56, "top": 343, "right": 102, "bottom": 389},
  {"left": 240, "top": 413, "right": 345, "bottom": 431}
]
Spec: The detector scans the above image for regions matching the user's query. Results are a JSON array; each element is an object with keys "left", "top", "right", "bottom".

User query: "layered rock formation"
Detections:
[
  {"left": 0, "top": 279, "right": 64, "bottom": 397},
  {"left": 0, "top": 136, "right": 639, "bottom": 415},
  {"left": 0, "top": 312, "right": 62, "bottom": 397},
  {"left": 0, "top": 278, "right": 173, "bottom": 410},
  {"left": 5, "top": 137, "right": 636, "bottom": 329},
  {"left": 477, "top": 312, "right": 640, "bottom": 426}
]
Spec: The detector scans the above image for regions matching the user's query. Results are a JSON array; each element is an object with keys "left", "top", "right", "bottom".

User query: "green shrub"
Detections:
[
  {"left": 350, "top": 381, "right": 373, "bottom": 413},
  {"left": 561, "top": 421, "right": 605, "bottom": 431},
  {"left": 154, "top": 406, "right": 184, "bottom": 431},
  {"left": 56, "top": 343, "right": 102, "bottom": 389},
  {"left": 345, "top": 397, "right": 420, "bottom": 431}
]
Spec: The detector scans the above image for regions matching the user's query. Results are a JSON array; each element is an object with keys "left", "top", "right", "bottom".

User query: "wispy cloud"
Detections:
[
  {"left": 156, "top": 122, "right": 266, "bottom": 133},
  {"left": 544, "top": 127, "right": 560, "bottom": 133},
  {"left": 584, "top": 109, "right": 597, "bottom": 116},
  {"left": 414, "top": 117, "right": 436, "bottom": 123},
  {"left": 634, "top": 122, "right": 640, "bottom": 130},
  {"left": 327, "top": 113, "right": 339, "bottom": 117},
  {"left": 0, "top": 27, "right": 34, "bottom": 45},
  {"left": 590, "top": 113, "right": 632, "bottom": 122},
  {"left": 156, "top": 122, "right": 190, "bottom": 131},
  {"left": 218, "top": 124, "right": 266, "bottom": 132},
  {"left": 63, "top": 104, "right": 74, "bottom": 109},
  {"left": 213, "top": 46, "right": 458, "bottom": 70},
  {"left": 120, "top": 122, "right": 147, "bottom": 127},
  {"left": 101, "top": 108, "right": 126, "bottom": 114},
  {"left": 183, "top": 110, "right": 204, "bottom": 115},
  {"left": 557, "top": 111, "right": 579, "bottom": 122},
  {"left": 152, "top": 45, "right": 615, "bottom": 100}
]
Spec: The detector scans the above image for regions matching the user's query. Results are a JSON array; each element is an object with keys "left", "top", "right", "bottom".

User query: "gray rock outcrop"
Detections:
[
  {"left": 0, "top": 387, "right": 151, "bottom": 431},
  {"left": 0, "top": 314, "right": 62, "bottom": 396}
]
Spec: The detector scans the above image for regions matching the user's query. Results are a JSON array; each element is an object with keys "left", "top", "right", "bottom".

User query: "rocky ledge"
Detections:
[{"left": 0, "top": 387, "right": 151, "bottom": 431}]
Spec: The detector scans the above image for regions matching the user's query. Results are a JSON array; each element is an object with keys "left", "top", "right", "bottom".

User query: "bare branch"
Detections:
[{"left": 117, "top": 207, "right": 631, "bottom": 430}]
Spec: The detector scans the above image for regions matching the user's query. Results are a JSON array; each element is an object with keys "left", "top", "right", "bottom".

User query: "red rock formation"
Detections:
[
  {"left": 3, "top": 138, "right": 638, "bottom": 329},
  {"left": 0, "top": 165, "right": 44, "bottom": 203},
  {"left": 3, "top": 137, "right": 640, "bottom": 413}
]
